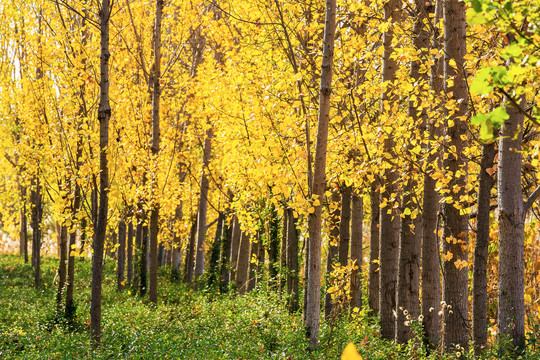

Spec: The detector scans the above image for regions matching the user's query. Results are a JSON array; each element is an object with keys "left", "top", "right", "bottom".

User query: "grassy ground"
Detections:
[{"left": 0, "top": 254, "right": 538, "bottom": 359}]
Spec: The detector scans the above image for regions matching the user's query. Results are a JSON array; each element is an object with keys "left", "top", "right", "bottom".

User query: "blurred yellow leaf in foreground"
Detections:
[{"left": 341, "top": 343, "right": 363, "bottom": 360}]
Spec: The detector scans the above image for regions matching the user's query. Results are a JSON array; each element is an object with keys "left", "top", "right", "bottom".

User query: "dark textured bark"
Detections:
[
  {"left": 56, "top": 224, "right": 68, "bottom": 315},
  {"left": 19, "top": 186, "right": 28, "bottom": 263},
  {"left": 132, "top": 214, "right": 142, "bottom": 292},
  {"left": 498, "top": 96, "right": 526, "bottom": 352},
  {"left": 379, "top": 0, "right": 401, "bottom": 340},
  {"left": 422, "top": 0, "right": 442, "bottom": 347},
  {"left": 183, "top": 217, "right": 197, "bottom": 283},
  {"left": 235, "top": 231, "right": 251, "bottom": 294},
  {"left": 219, "top": 214, "right": 233, "bottom": 291},
  {"left": 286, "top": 208, "right": 299, "bottom": 312},
  {"left": 139, "top": 223, "right": 148, "bottom": 296},
  {"left": 267, "top": 204, "right": 280, "bottom": 283},
  {"left": 338, "top": 185, "right": 352, "bottom": 267},
  {"left": 91, "top": 0, "right": 111, "bottom": 345},
  {"left": 171, "top": 205, "right": 182, "bottom": 280},
  {"left": 31, "top": 177, "right": 42, "bottom": 288},
  {"left": 350, "top": 192, "right": 363, "bottom": 312},
  {"left": 279, "top": 208, "right": 288, "bottom": 294},
  {"left": 442, "top": 0, "right": 469, "bottom": 351},
  {"left": 368, "top": 184, "right": 380, "bottom": 313},
  {"left": 117, "top": 220, "right": 126, "bottom": 292},
  {"left": 305, "top": 0, "right": 336, "bottom": 346},
  {"left": 324, "top": 189, "right": 341, "bottom": 319},
  {"left": 395, "top": 2, "right": 427, "bottom": 343},
  {"left": 229, "top": 215, "right": 241, "bottom": 283},
  {"left": 194, "top": 128, "right": 213, "bottom": 281},
  {"left": 127, "top": 221, "right": 134, "bottom": 285},
  {"left": 472, "top": 142, "right": 496, "bottom": 353},
  {"left": 208, "top": 212, "right": 224, "bottom": 286},
  {"left": 148, "top": 0, "right": 164, "bottom": 306}
]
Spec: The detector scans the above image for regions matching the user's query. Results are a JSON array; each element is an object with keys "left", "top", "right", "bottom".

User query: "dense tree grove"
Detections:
[{"left": 0, "top": 0, "right": 539, "bottom": 355}]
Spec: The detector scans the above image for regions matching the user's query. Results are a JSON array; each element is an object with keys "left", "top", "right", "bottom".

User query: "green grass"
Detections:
[{"left": 0, "top": 254, "right": 538, "bottom": 359}]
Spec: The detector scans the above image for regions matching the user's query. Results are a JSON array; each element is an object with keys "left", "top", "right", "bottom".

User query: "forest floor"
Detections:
[{"left": 0, "top": 254, "right": 538, "bottom": 360}]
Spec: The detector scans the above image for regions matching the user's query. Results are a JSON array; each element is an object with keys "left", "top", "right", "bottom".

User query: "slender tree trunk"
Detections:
[
  {"left": 91, "top": 0, "right": 111, "bottom": 345},
  {"left": 395, "top": 3, "right": 428, "bottom": 343},
  {"left": 194, "top": 128, "right": 213, "bottom": 281},
  {"left": 183, "top": 217, "right": 197, "bottom": 283},
  {"left": 171, "top": 205, "right": 182, "bottom": 280},
  {"left": 324, "top": 189, "right": 341, "bottom": 319},
  {"left": 498, "top": 95, "right": 527, "bottom": 352},
  {"left": 280, "top": 207, "right": 288, "bottom": 294},
  {"left": 132, "top": 213, "right": 142, "bottom": 292},
  {"left": 379, "top": 0, "right": 402, "bottom": 340},
  {"left": 229, "top": 214, "right": 241, "bottom": 283},
  {"left": 235, "top": 231, "right": 251, "bottom": 294},
  {"left": 338, "top": 185, "right": 351, "bottom": 267},
  {"left": 442, "top": 0, "right": 469, "bottom": 351},
  {"left": 368, "top": 184, "right": 380, "bottom": 313},
  {"left": 268, "top": 204, "right": 280, "bottom": 284},
  {"left": 56, "top": 224, "right": 68, "bottom": 315},
  {"left": 422, "top": 0, "right": 442, "bottom": 347},
  {"left": 472, "top": 142, "right": 496, "bottom": 353},
  {"left": 148, "top": 0, "right": 164, "bottom": 305},
  {"left": 350, "top": 192, "right": 363, "bottom": 312},
  {"left": 248, "top": 235, "right": 259, "bottom": 292},
  {"left": 286, "top": 208, "right": 299, "bottom": 312},
  {"left": 117, "top": 220, "right": 126, "bottom": 291},
  {"left": 219, "top": 213, "right": 233, "bottom": 291},
  {"left": 31, "top": 177, "right": 42, "bottom": 288},
  {"left": 127, "top": 221, "right": 134, "bottom": 285},
  {"left": 139, "top": 214, "right": 148, "bottom": 296},
  {"left": 305, "top": 0, "right": 336, "bottom": 347},
  {"left": 208, "top": 212, "right": 224, "bottom": 286},
  {"left": 20, "top": 186, "right": 28, "bottom": 263}
]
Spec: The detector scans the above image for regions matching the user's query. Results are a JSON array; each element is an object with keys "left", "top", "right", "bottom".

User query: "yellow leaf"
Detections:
[
  {"left": 308, "top": 207, "right": 315, "bottom": 214},
  {"left": 525, "top": 293, "right": 532, "bottom": 303},
  {"left": 341, "top": 343, "right": 363, "bottom": 360}
]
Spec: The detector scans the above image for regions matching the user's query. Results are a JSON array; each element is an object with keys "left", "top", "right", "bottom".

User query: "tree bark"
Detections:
[
  {"left": 280, "top": 207, "right": 288, "bottom": 294},
  {"left": 441, "top": 0, "right": 470, "bottom": 351},
  {"left": 247, "top": 234, "right": 259, "bottom": 292},
  {"left": 139, "top": 214, "right": 148, "bottom": 296},
  {"left": 127, "top": 220, "right": 134, "bottom": 285},
  {"left": 31, "top": 177, "right": 42, "bottom": 288},
  {"left": 117, "top": 220, "right": 126, "bottom": 292},
  {"left": 286, "top": 208, "right": 299, "bottom": 312},
  {"left": 194, "top": 128, "right": 213, "bottom": 281},
  {"left": 305, "top": 0, "right": 336, "bottom": 347},
  {"left": 229, "top": 214, "right": 241, "bottom": 283},
  {"left": 497, "top": 95, "right": 526, "bottom": 352},
  {"left": 19, "top": 185, "right": 28, "bottom": 263},
  {"left": 183, "top": 217, "right": 197, "bottom": 283},
  {"left": 235, "top": 231, "right": 251, "bottom": 294},
  {"left": 91, "top": 0, "right": 111, "bottom": 345},
  {"left": 338, "top": 185, "right": 352, "bottom": 267},
  {"left": 208, "top": 212, "right": 224, "bottom": 286},
  {"left": 267, "top": 204, "right": 280, "bottom": 285},
  {"left": 421, "top": 0, "right": 442, "bottom": 347},
  {"left": 472, "top": 142, "right": 496, "bottom": 353},
  {"left": 378, "top": 0, "right": 402, "bottom": 340},
  {"left": 350, "top": 192, "right": 363, "bottom": 312},
  {"left": 368, "top": 184, "right": 380, "bottom": 313},
  {"left": 219, "top": 212, "right": 233, "bottom": 291},
  {"left": 56, "top": 224, "right": 68, "bottom": 315}
]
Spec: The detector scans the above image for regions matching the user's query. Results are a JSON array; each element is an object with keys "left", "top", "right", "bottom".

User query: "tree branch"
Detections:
[{"left": 524, "top": 184, "right": 540, "bottom": 212}]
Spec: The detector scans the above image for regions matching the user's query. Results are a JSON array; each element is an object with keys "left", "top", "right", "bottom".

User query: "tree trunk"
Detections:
[
  {"left": 235, "top": 231, "right": 251, "bottom": 294},
  {"left": 378, "top": 0, "right": 401, "bottom": 340},
  {"left": 194, "top": 128, "right": 213, "bottom": 281},
  {"left": 20, "top": 185, "right": 28, "bottom": 263},
  {"left": 279, "top": 207, "right": 288, "bottom": 294},
  {"left": 183, "top": 217, "right": 197, "bottom": 283},
  {"left": 91, "top": 0, "right": 111, "bottom": 345},
  {"left": 267, "top": 204, "right": 280, "bottom": 285},
  {"left": 171, "top": 205, "right": 182, "bottom": 281},
  {"left": 338, "top": 185, "right": 352, "bottom": 267},
  {"left": 286, "top": 208, "right": 299, "bottom": 312},
  {"left": 324, "top": 189, "right": 341, "bottom": 319},
  {"left": 498, "top": 96, "right": 526, "bottom": 352},
  {"left": 56, "top": 224, "right": 68, "bottom": 315},
  {"left": 117, "top": 220, "right": 126, "bottom": 292},
  {"left": 350, "top": 192, "right": 363, "bottom": 312},
  {"left": 219, "top": 213, "right": 233, "bottom": 291},
  {"left": 229, "top": 214, "right": 241, "bottom": 283},
  {"left": 127, "top": 221, "right": 134, "bottom": 285},
  {"left": 31, "top": 177, "right": 42, "bottom": 288},
  {"left": 472, "top": 142, "right": 496, "bottom": 353},
  {"left": 305, "top": 0, "right": 336, "bottom": 347},
  {"left": 247, "top": 234, "right": 259, "bottom": 292},
  {"left": 421, "top": 0, "right": 442, "bottom": 347},
  {"left": 395, "top": 2, "right": 428, "bottom": 343},
  {"left": 368, "top": 184, "right": 380, "bottom": 313},
  {"left": 139, "top": 215, "right": 148, "bottom": 296},
  {"left": 148, "top": 0, "right": 164, "bottom": 306},
  {"left": 208, "top": 212, "right": 224, "bottom": 286},
  {"left": 442, "top": 0, "right": 469, "bottom": 351}
]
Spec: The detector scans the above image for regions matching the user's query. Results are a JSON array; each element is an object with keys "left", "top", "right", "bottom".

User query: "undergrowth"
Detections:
[{"left": 0, "top": 254, "right": 538, "bottom": 359}]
